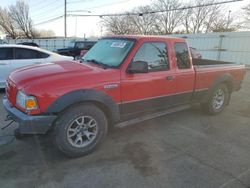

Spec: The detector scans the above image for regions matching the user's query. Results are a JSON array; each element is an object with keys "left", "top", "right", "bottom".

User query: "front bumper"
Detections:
[{"left": 3, "top": 98, "right": 57, "bottom": 134}]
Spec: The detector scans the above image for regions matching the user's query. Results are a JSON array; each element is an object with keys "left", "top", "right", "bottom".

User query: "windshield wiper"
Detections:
[{"left": 83, "top": 59, "right": 114, "bottom": 69}]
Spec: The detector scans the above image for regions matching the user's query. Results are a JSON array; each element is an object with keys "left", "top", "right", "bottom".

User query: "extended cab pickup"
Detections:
[{"left": 3, "top": 35, "right": 246, "bottom": 157}]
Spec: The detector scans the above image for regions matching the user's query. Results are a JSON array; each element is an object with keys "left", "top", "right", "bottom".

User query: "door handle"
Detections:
[
  {"left": 166, "top": 75, "right": 174, "bottom": 81},
  {"left": 0, "top": 63, "right": 7, "bottom": 65},
  {"left": 34, "top": 62, "right": 42, "bottom": 64}
]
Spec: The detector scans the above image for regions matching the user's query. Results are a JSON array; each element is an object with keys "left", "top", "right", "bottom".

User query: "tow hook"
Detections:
[{"left": 2, "top": 115, "right": 15, "bottom": 130}]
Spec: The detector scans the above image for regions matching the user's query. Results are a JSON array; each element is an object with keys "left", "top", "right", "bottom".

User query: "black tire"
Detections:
[
  {"left": 201, "top": 83, "right": 230, "bottom": 115},
  {"left": 53, "top": 104, "right": 108, "bottom": 158}
]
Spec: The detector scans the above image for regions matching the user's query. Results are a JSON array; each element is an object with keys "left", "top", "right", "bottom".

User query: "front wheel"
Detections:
[
  {"left": 53, "top": 104, "right": 108, "bottom": 158},
  {"left": 201, "top": 83, "right": 230, "bottom": 115}
]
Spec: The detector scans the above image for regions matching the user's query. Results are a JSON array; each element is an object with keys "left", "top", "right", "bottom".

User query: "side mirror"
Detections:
[{"left": 127, "top": 61, "right": 148, "bottom": 73}]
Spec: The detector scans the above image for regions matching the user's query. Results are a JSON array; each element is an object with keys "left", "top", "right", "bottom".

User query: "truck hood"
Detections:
[{"left": 9, "top": 61, "right": 116, "bottom": 91}]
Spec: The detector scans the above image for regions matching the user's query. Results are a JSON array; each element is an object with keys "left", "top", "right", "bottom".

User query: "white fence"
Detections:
[{"left": 172, "top": 31, "right": 250, "bottom": 65}]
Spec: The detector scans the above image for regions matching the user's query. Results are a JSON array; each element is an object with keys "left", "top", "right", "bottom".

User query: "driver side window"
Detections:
[{"left": 133, "top": 42, "right": 169, "bottom": 72}]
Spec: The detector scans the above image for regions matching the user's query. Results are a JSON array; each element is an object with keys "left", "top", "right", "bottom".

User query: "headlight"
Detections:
[{"left": 16, "top": 91, "right": 38, "bottom": 110}]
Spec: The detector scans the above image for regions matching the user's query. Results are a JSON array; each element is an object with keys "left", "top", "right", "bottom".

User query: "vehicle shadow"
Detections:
[{"left": 0, "top": 104, "right": 207, "bottom": 180}]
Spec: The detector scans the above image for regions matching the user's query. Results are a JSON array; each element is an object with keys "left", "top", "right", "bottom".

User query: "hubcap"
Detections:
[
  {"left": 212, "top": 88, "right": 225, "bottom": 110},
  {"left": 67, "top": 116, "right": 98, "bottom": 148}
]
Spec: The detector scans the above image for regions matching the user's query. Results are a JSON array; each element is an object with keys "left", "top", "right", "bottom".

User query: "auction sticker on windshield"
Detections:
[{"left": 111, "top": 42, "right": 126, "bottom": 48}]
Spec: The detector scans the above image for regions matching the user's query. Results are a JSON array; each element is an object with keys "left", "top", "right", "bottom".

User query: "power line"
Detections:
[
  {"left": 68, "top": 0, "right": 243, "bottom": 17},
  {"left": 33, "top": 0, "right": 242, "bottom": 31},
  {"left": 34, "top": 13, "right": 64, "bottom": 24},
  {"left": 30, "top": 0, "right": 60, "bottom": 14},
  {"left": 32, "top": 8, "right": 64, "bottom": 22},
  {"left": 67, "top": 0, "right": 92, "bottom": 4},
  {"left": 69, "top": 0, "right": 131, "bottom": 10},
  {"left": 31, "top": 2, "right": 64, "bottom": 19},
  {"left": 34, "top": 15, "right": 64, "bottom": 26}
]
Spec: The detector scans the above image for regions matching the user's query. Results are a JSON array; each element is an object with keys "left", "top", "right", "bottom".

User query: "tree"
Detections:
[
  {"left": 182, "top": 0, "right": 240, "bottom": 33},
  {"left": 210, "top": 11, "right": 240, "bottom": 32},
  {"left": 182, "top": 0, "right": 220, "bottom": 33},
  {"left": 101, "top": 0, "right": 241, "bottom": 35},
  {"left": 243, "top": 3, "right": 250, "bottom": 21},
  {"left": 0, "top": 0, "right": 38, "bottom": 39},
  {"left": 183, "top": 0, "right": 217, "bottom": 33},
  {"left": 101, "top": 6, "right": 156, "bottom": 35},
  {"left": 153, "top": 0, "right": 184, "bottom": 34},
  {"left": 9, "top": 0, "right": 36, "bottom": 38},
  {"left": 102, "top": 6, "right": 158, "bottom": 35},
  {"left": 102, "top": 15, "right": 135, "bottom": 35},
  {"left": 242, "top": 3, "right": 250, "bottom": 28},
  {"left": 0, "top": 7, "right": 19, "bottom": 39},
  {"left": 128, "top": 6, "right": 158, "bottom": 35}
]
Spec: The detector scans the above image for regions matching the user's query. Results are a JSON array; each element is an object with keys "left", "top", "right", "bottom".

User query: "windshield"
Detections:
[
  {"left": 82, "top": 38, "right": 134, "bottom": 67},
  {"left": 67, "top": 41, "right": 75, "bottom": 48}
]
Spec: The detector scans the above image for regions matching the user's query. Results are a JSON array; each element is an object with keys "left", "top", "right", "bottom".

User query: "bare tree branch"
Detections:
[
  {"left": 101, "top": 15, "right": 135, "bottom": 35},
  {"left": 0, "top": 7, "right": 19, "bottom": 39},
  {"left": 242, "top": 3, "right": 250, "bottom": 28},
  {"left": 101, "top": 0, "right": 241, "bottom": 35},
  {"left": 153, "top": 0, "right": 184, "bottom": 34},
  {"left": 9, "top": 0, "right": 37, "bottom": 38},
  {"left": 129, "top": 6, "right": 158, "bottom": 35}
]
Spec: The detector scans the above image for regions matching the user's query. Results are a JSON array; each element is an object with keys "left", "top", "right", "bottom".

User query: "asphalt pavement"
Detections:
[{"left": 0, "top": 71, "right": 250, "bottom": 188}]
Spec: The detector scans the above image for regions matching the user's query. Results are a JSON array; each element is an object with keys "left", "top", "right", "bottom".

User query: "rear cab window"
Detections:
[{"left": 174, "top": 42, "right": 191, "bottom": 69}]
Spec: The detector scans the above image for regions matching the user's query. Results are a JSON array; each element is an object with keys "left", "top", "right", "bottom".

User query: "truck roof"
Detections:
[{"left": 103, "top": 35, "right": 186, "bottom": 42}]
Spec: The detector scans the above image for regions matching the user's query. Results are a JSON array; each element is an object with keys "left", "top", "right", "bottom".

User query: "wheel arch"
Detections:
[
  {"left": 210, "top": 73, "right": 233, "bottom": 93},
  {"left": 201, "top": 73, "right": 233, "bottom": 103},
  {"left": 46, "top": 89, "right": 121, "bottom": 124}
]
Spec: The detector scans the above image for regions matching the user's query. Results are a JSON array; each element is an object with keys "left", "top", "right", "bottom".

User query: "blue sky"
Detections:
[{"left": 1, "top": 0, "right": 249, "bottom": 37}]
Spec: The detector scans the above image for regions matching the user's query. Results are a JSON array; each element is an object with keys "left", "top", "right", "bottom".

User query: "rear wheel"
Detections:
[
  {"left": 53, "top": 104, "right": 108, "bottom": 157},
  {"left": 201, "top": 83, "right": 229, "bottom": 115}
]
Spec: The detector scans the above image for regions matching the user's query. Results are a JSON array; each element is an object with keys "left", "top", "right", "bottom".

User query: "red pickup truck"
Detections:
[{"left": 3, "top": 35, "right": 246, "bottom": 157}]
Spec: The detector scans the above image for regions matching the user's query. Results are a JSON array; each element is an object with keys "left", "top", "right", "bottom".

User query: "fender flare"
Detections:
[
  {"left": 210, "top": 73, "right": 233, "bottom": 92},
  {"left": 201, "top": 73, "right": 234, "bottom": 103},
  {"left": 46, "top": 89, "right": 121, "bottom": 124}
]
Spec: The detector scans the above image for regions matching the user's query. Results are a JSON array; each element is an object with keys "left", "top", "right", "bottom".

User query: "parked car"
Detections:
[
  {"left": 190, "top": 47, "right": 202, "bottom": 59},
  {"left": 18, "top": 42, "right": 39, "bottom": 47},
  {"left": 3, "top": 35, "right": 246, "bottom": 157},
  {"left": 77, "top": 49, "right": 89, "bottom": 60},
  {"left": 0, "top": 44, "right": 73, "bottom": 88},
  {"left": 55, "top": 40, "right": 96, "bottom": 59}
]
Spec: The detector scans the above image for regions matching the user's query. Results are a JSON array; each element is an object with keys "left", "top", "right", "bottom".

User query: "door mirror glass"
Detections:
[{"left": 127, "top": 61, "right": 148, "bottom": 73}]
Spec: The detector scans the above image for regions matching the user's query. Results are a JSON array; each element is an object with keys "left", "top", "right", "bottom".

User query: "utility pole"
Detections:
[
  {"left": 64, "top": 0, "right": 67, "bottom": 38},
  {"left": 227, "top": 10, "right": 232, "bottom": 29}
]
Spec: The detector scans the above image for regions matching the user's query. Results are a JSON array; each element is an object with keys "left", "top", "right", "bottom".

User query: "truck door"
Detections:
[
  {"left": 172, "top": 42, "right": 195, "bottom": 104},
  {"left": 0, "top": 47, "right": 13, "bottom": 88},
  {"left": 121, "top": 41, "right": 176, "bottom": 119}
]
